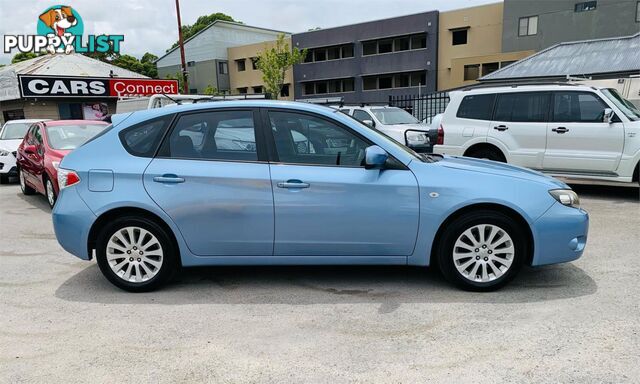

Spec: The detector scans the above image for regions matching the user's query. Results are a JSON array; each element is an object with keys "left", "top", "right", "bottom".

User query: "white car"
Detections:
[
  {"left": 339, "top": 106, "right": 434, "bottom": 153},
  {"left": 433, "top": 84, "right": 640, "bottom": 186},
  {"left": 0, "top": 119, "right": 49, "bottom": 184}
]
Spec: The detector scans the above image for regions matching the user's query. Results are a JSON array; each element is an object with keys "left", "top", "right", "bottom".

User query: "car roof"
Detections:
[
  {"left": 4, "top": 119, "right": 50, "bottom": 124},
  {"left": 43, "top": 120, "right": 110, "bottom": 127},
  {"left": 455, "top": 83, "right": 602, "bottom": 95}
]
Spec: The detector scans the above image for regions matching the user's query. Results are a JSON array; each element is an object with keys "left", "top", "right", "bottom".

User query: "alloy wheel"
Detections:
[
  {"left": 46, "top": 180, "right": 55, "bottom": 207},
  {"left": 106, "top": 226, "right": 164, "bottom": 283},
  {"left": 19, "top": 171, "right": 26, "bottom": 191},
  {"left": 452, "top": 224, "right": 515, "bottom": 283}
]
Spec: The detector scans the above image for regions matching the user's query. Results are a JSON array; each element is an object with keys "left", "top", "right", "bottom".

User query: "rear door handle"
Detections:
[
  {"left": 277, "top": 179, "right": 310, "bottom": 189},
  {"left": 153, "top": 174, "right": 185, "bottom": 184},
  {"left": 494, "top": 125, "right": 509, "bottom": 131},
  {"left": 552, "top": 127, "right": 569, "bottom": 134}
]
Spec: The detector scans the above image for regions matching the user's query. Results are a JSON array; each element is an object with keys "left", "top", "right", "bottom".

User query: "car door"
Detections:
[
  {"left": 543, "top": 91, "right": 624, "bottom": 173},
  {"left": 143, "top": 109, "right": 274, "bottom": 256},
  {"left": 265, "top": 109, "right": 420, "bottom": 257},
  {"left": 489, "top": 92, "right": 550, "bottom": 169},
  {"left": 22, "top": 124, "right": 46, "bottom": 192}
]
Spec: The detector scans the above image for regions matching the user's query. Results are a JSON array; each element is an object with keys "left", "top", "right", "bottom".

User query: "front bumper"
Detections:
[
  {"left": 52, "top": 187, "right": 96, "bottom": 260},
  {"left": 531, "top": 202, "right": 589, "bottom": 266}
]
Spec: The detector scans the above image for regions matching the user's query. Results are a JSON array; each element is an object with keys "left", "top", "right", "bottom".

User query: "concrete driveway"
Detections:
[{"left": 0, "top": 183, "right": 638, "bottom": 383}]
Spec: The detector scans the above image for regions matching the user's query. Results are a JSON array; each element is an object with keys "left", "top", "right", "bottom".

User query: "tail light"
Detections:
[
  {"left": 58, "top": 168, "right": 80, "bottom": 189},
  {"left": 436, "top": 124, "right": 444, "bottom": 145}
]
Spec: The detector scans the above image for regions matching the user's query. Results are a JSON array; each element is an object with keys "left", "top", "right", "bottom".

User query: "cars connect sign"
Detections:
[{"left": 18, "top": 75, "right": 179, "bottom": 98}]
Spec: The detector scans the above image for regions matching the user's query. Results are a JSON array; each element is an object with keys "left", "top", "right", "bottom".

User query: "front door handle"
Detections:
[
  {"left": 153, "top": 174, "right": 185, "bottom": 184},
  {"left": 494, "top": 125, "right": 509, "bottom": 131},
  {"left": 277, "top": 179, "right": 310, "bottom": 189},
  {"left": 552, "top": 127, "right": 569, "bottom": 134}
]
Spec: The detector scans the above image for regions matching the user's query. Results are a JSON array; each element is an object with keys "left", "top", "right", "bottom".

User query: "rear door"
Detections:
[
  {"left": 489, "top": 92, "right": 550, "bottom": 169},
  {"left": 543, "top": 91, "right": 624, "bottom": 173},
  {"left": 143, "top": 109, "right": 274, "bottom": 256}
]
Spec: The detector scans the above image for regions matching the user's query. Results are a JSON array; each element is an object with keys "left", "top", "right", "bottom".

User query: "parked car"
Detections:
[
  {"left": 0, "top": 119, "right": 49, "bottom": 184},
  {"left": 339, "top": 106, "right": 436, "bottom": 153},
  {"left": 433, "top": 84, "right": 640, "bottom": 186},
  {"left": 52, "top": 101, "right": 588, "bottom": 292},
  {"left": 17, "top": 120, "right": 109, "bottom": 208}
]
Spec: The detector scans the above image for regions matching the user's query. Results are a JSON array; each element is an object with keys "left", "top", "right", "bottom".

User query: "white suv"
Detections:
[
  {"left": 339, "top": 106, "right": 434, "bottom": 153},
  {"left": 433, "top": 84, "right": 640, "bottom": 186}
]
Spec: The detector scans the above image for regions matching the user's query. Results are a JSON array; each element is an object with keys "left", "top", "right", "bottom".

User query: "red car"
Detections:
[{"left": 17, "top": 120, "right": 109, "bottom": 208}]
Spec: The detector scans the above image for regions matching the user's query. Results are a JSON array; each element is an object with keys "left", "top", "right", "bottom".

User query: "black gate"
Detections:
[{"left": 389, "top": 92, "right": 450, "bottom": 124}]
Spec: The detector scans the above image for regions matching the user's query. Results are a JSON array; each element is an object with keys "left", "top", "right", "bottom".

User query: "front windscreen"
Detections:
[
  {"left": 1, "top": 123, "right": 31, "bottom": 140},
  {"left": 371, "top": 108, "right": 420, "bottom": 124}
]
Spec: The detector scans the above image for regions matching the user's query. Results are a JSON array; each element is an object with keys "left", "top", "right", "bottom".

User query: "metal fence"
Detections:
[{"left": 389, "top": 92, "right": 450, "bottom": 123}]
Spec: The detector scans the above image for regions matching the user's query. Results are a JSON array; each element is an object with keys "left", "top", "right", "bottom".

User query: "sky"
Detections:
[{"left": 0, "top": 0, "right": 499, "bottom": 64}]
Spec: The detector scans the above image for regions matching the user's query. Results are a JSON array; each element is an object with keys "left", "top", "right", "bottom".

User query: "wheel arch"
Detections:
[
  {"left": 633, "top": 160, "right": 639, "bottom": 183},
  {"left": 430, "top": 202, "right": 535, "bottom": 266},
  {"left": 87, "top": 207, "right": 181, "bottom": 266},
  {"left": 463, "top": 142, "right": 507, "bottom": 162}
]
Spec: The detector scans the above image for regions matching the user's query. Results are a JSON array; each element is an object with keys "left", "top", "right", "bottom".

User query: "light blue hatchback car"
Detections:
[{"left": 52, "top": 101, "right": 588, "bottom": 292}]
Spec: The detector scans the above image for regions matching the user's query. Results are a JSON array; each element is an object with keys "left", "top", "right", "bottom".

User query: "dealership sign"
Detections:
[{"left": 19, "top": 75, "right": 180, "bottom": 98}]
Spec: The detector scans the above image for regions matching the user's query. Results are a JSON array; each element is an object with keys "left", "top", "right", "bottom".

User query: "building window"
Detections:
[
  {"left": 481, "top": 62, "right": 500, "bottom": 76},
  {"left": 218, "top": 61, "right": 228, "bottom": 74},
  {"left": 301, "top": 44, "right": 355, "bottom": 63},
  {"left": 341, "top": 44, "right": 354, "bottom": 58},
  {"left": 362, "top": 33, "right": 427, "bottom": 56},
  {"left": 302, "top": 78, "right": 355, "bottom": 95},
  {"left": 314, "top": 49, "right": 327, "bottom": 61},
  {"left": 500, "top": 60, "right": 516, "bottom": 68},
  {"left": 518, "top": 15, "right": 538, "bottom": 36},
  {"left": 236, "top": 59, "right": 246, "bottom": 72},
  {"left": 452, "top": 29, "right": 468, "bottom": 45},
  {"left": 237, "top": 87, "right": 247, "bottom": 94},
  {"left": 463, "top": 64, "right": 480, "bottom": 81},
  {"left": 280, "top": 84, "right": 290, "bottom": 97},
  {"left": 189, "top": 88, "right": 198, "bottom": 94},
  {"left": 575, "top": 1, "right": 597, "bottom": 12},
  {"left": 251, "top": 57, "right": 259, "bottom": 70},
  {"left": 252, "top": 86, "right": 263, "bottom": 94},
  {"left": 637, "top": 1, "right": 640, "bottom": 22},
  {"left": 187, "top": 61, "right": 196, "bottom": 67},
  {"left": 362, "top": 71, "right": 426, "bottom": 91}
]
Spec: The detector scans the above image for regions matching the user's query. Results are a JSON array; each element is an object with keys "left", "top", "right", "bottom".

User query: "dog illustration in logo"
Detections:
[{"left": 39, "top": 6, "right": 78, "bottom": 54}]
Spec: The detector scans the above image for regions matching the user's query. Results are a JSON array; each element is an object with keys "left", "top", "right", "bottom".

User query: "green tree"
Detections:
[
  {"left": 169, "top": 13, "right": 237, "bottom": 51},
  {"left": 165, "top": 72, "right": 184, "bottom": 92},
  {"left": 202, "top": 85, "right": 218, "bottom": 95},
  {"left": 256, "top": 34, "right": 307, "bottom": 99},
  {"left": 11, "top": 52, "right": 44, "bottom": 63}
]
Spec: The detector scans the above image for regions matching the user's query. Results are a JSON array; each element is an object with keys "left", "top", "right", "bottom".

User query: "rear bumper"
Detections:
[
  {"left": 52, "top": 187, "right": 96, "bottom": 260},
  {"left": 531, "top": 202, "right": 589, "bottom": 266}
]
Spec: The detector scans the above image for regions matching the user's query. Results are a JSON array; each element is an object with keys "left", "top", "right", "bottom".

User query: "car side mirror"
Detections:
[
  {"left": 603, "top": 108, "right": 614, "bottom": 124},
  {"left": 362, "top": 119, "right": 375, "bottom": 128},
  {"left": 365, "top": 145, "right": 388, "bottom": 169},
  {"left": 24, "top": 145, "right": 37, "bottom": 154}
]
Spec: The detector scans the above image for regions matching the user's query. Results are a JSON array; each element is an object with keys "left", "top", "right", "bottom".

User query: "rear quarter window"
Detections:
[
  {"left": 119, "top": 115, "right": 174, "bottom": 157},
  {"left": 456, "top": 94, "right": 496, "bottom": 120}
]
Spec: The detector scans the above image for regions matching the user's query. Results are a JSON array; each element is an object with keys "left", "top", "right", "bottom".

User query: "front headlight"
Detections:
[
  {"left": 405, "top": 130, "right": 429, "bottom": 147},
  {"left": 549, "top": 189, "right": 580, "bottom": 208},
  {"left": 0, "top": 149, "right": 9, "bottom": 156}
]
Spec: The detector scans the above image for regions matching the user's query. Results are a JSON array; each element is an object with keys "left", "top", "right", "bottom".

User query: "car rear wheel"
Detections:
[
  {"left": 96, "top": 216, "right": 177, "bottom": 292},
  {"left": 466, "top": 147, "right": 505, "bottom": 162},
  {"left": 45, "top": 177, "right": 57, "bottom": 208},
  {"left": 19, "top": 169, "right": 35, "bottom": 195},
  {"left": 437, "top": 210, "right": 527, "bottom": 291}
]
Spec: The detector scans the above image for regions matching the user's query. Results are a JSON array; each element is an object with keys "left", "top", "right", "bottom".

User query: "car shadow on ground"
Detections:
[
  {"left": 0, "top": 183, "right": 51, "bottom": 214},
  {"left": 569, "top": 184, "right": 639, "bottom": 202},
  {"left": 55, "top": 263, "right": 596, "bottom": 310}
]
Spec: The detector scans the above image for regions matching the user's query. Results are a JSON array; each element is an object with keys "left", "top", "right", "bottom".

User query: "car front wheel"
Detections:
[
  {"left": 437, "top": 210, "right": 527, "bottom": 291},
  {"left": 96, "top": 216, "right": 177, "bottom": 292},
  {"left": 19, "top": 169, "right": 35, "bottom": 195}
]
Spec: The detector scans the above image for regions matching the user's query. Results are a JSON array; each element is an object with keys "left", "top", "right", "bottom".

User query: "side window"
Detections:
[
  {"left": 456, "top": 94, "right": 496, "bottom": 120},
  {"left": 494, "top": 92, "right": 550, "bottom": 122},
  {"left": 269, "top": 111, "right": 369, "bottom": 167},
  {"left": 164, "top": 110, "right": 258, "bottom": 161},
  {"left": 552, "top": 92, "right": 608, "bottom": 122},
  {"left": 352, "top": 109, "right": 373, "bottom": 123},
  {"left": 120, "top": 115, "right": 174, "bottom": 157}
]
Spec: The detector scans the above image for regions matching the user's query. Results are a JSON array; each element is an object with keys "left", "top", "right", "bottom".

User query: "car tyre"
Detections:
[
  {"left": 96, "top": 216, "right": 177, "bottom": 292},
  {"left": 19, "top": 169, "right": 35, "bottom": 195},
  {"left": 45, "top": 177, "right": 57, "bottom": 208},
  {"left": 467, "top": 147, "right": 505, "bottom": 162},
  {"left": 437, "top": 210, "right": 527, "bottom": 292},
  {"left": 0, "top": 174, "right": 8, "bottom": 184}
]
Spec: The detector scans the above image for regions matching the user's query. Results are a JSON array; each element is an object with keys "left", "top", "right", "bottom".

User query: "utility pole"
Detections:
[{"left": 175, "top": 0, "right": 189, "bottom": 94}]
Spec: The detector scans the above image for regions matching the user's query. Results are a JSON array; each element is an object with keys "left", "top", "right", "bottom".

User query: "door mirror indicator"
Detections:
[
  {"left": 603, "top": 108, "right": 614, "bottom": 124},
  {"left": 362, "top": 119, "right": 375, "bottom": 128},
  {"left": 365, "top": 145, "right": 388, "bottom": 169},
  {"left": 24, "top": 145, "right": 37, "bottom": 154}
]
